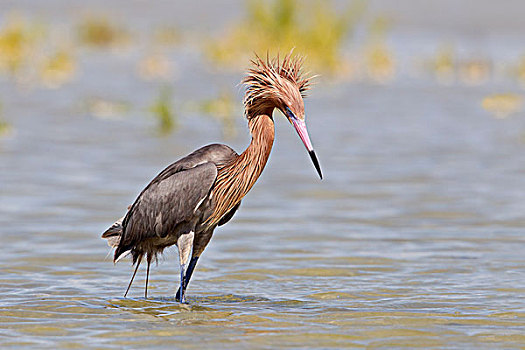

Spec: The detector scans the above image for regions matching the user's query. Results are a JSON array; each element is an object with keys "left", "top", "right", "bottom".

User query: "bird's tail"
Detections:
[{"left": 101, "top": 217, "right": 124, "bottom": 249}]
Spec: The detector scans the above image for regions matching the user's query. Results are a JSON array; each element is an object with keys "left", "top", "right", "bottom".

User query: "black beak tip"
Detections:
[{"left": 308, "top": 150, "right": 323, "bottom": 180}]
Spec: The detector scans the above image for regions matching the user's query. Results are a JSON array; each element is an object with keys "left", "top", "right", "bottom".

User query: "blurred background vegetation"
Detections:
[
  {"left": 205, "top": 0, "right": 366, "bottom": 73},
  {"left": 1, "top": 0, "right": 525, "bottom": 138}
]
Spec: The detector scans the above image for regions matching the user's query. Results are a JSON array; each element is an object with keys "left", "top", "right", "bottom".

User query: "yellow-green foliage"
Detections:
[
  {"left": 77, "top": 15, "right": 129, "bottom": 48},
  {"left": 430, "top": 45, "right": 455, "bottom": 84},
  {"left": 153, "top": 26, "right": 181, "bottom": 47},
  {"left": 206, "top": 0, "right": 366, "bottom": 73},
  {"left": 0, "top": 15, "right": 43, "bottom": 75},
  {"left": 150, "top": 87, "right": 177, "bottom": 134},
  {"left": 363, "top": 16, "right": 395, "bottom": 83},
  {"left": 199, "top": 90, "right": 238, "bottom": 139},
  {"left": 482, "top": 93, "right": 523, "bottom": 119},
  {"left": 85, "top": 98, "right": 130, "bottom": 120},
  {"left": 40, "top": 49, "right": 76, "bottom": 88},
  {"left": 0, "top": 120, "right": 8, "bottom": 136},
  {"left": 0, "top": 103, "right": 11, "bottom": 137},
  {"left": 364, "top": 43, "right": 395, "bottom": 83},
  {"left": 137, "top": 53, "right": 172, "bottom": 81},
  {"left": 517, "top": 56, "right": 525, "bottom": 83}
]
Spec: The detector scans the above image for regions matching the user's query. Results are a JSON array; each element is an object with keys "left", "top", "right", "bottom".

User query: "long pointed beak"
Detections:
[{"left": 291, "top": 117, "right": 323, "bottom": 179}]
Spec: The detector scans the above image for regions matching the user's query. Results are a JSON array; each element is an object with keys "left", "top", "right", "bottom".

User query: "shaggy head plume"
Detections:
[{"left": 242, "top": 52, "right": 312, "bottom": 119}]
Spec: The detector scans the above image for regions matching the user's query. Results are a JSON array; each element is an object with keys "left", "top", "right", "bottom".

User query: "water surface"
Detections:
[{"left": 1, "top": 1, "right": 525, "bottom": 349}]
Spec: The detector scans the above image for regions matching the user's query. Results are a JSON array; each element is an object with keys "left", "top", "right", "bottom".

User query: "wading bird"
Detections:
[{"left": 102, "top": 53, "right": 322, "bottom": 302}]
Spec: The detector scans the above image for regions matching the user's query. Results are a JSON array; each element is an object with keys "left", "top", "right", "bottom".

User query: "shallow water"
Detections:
[{"left": 2, "top": 1, "right": 525, "bottom": 349}]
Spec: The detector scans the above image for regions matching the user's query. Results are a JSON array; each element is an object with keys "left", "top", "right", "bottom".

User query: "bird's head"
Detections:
[{"left": 242, "top": 52, "right": 322, "bottom": 179}]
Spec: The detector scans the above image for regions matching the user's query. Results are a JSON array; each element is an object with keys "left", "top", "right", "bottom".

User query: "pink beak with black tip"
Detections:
[{"left": 285, "top": 107, "right": 323, "bottom": 179}]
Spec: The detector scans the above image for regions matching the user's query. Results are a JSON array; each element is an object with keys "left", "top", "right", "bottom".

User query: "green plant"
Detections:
[
  {"left": 198, "top": 90, "right": 238, "bottom": 139},
  {"left": 77, "top": 15, "right": 129, "bottom": 48},
  {"left": 0, "top": 103, "right": 11, "bottom": 137},
  {"left": 205, "top": 0, "right": 366, "bottom": 74},
  {"left": 150, "top": 86, "right": 177, "bottom": 135},
  {"left": 0, "top": 15, "right": 43, "bottom": 76}
]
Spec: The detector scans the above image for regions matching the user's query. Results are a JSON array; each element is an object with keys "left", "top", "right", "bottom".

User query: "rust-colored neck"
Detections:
[
  {"left": 241, "top": 113, "right": 275, "bottom": 177},
  {"left": 207, "top": 113, "right": 275, "bottom": 227}
]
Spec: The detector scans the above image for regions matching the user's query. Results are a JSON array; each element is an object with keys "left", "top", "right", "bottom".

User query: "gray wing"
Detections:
[
  {"left": 149, "top": 144, "right": 237, "bottom": 186},
  {"left": 117, "top": 162, "right": 217, "bottom": 256}
]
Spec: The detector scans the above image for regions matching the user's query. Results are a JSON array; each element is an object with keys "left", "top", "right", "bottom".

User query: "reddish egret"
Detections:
[{"left": 102, "top": 53, "right": 322, "bottom": 302}]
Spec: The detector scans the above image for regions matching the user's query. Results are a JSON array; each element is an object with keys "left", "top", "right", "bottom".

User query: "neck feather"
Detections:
[
  {"left": 242, "top": 114, "right": 275, "bottom": 171},
  {"left": 207, "top": 114, "right": 275, "bottom": 227}
]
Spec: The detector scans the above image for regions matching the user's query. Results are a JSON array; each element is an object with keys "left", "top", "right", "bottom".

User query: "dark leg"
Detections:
[
  {"left": 145, "top": 254, "right": 151, "bottom": 299},
  {"left": 175, "top": 256, "right": 199, "bottom": 302},
  {"left": 176, "top": 232, "right": 195, "bottom": 303},
  {"left": 179, "top": 263, "right": 187, "bottom": 303},
  {"left": 124, "top": 254, "right": 142, "bottom": 298}
]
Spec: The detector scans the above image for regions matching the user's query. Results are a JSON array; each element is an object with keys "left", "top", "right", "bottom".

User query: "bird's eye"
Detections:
[{"left": 285, "top": 106, "right": 296, "bottom": 120}]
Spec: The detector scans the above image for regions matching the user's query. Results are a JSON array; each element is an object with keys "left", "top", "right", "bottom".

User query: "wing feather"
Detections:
[{"left": 117, "top": 162, "right": 217, "bottom": 255}]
